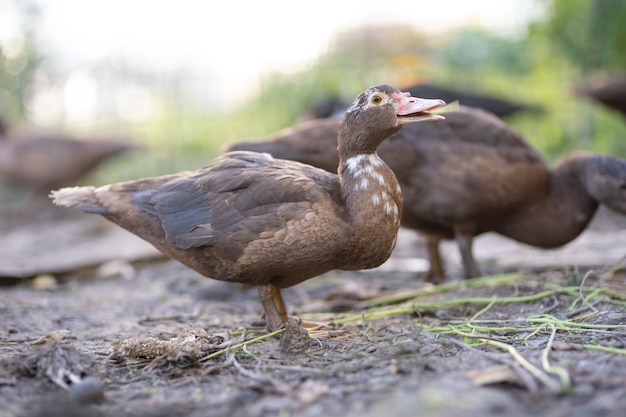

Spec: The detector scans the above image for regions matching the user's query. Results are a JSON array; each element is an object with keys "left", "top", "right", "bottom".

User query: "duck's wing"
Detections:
[{"left": 131, "top": 151, "right": 343, "bottom": 258}]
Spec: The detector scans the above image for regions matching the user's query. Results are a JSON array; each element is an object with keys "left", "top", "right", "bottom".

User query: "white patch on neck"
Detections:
[
  {"left": 356, "top": 178, "right": 370, "bottom": 191},
  {"left": 372, "top": 172, "right": 385, "bottom": 185},
  {"left": 345, "top": 154, "right": 368, "bottom": 173},
  {"left": 345, "top": 154, "right": 384, "bottom": 173},
  {"left": 346, "top": 153, "right": 388, "bottom": 192},
  {"left": 368, "top": 154, "right": 384, "bottom": 167},
  {"left": 345, "top": 153, "right": 398, "bottom": 223}
]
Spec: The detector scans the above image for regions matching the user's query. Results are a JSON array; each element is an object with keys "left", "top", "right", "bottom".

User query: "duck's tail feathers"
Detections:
[{"left": 50, "top": 186, "right": 110, "bottom": 215}]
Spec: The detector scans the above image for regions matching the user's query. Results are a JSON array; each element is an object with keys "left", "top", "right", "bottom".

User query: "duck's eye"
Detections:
[{"left": 370, "top": 93, "right": 384, "bottom": 105}]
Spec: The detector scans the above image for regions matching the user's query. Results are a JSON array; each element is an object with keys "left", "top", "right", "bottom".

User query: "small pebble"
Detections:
[
  {"left": 30, "top": 274, "right": 58, "bottom": 290},
  {"left": 68, "top": 377, "right": 106, "bottom": 405},
  {"left": 96, "top": 259, "right": 136, "bottom": 279}
]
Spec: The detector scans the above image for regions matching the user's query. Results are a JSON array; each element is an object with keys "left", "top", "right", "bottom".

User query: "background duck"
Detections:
[
  {"left": 227, "top": 106, "right": 626, "bottom": 282},
  {"left": 0, "top": 116, "right": 135, "bottom": 195},
  {"left": 574, "top": 75, "right": 626, "bottom": 119}
]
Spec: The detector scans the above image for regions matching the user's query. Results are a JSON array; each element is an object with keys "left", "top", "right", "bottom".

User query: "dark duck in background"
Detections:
[
  {"left": 0, "top": 116, "right": 134, "bottom": 195},
  {"left": 574, "top": 75, "right": 626, "bottom": 119},
  {"left": 51, "top": 85, "right": 446, "bottom": 351}
]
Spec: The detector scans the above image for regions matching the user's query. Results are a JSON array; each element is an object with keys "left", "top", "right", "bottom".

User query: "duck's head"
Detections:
[
  {"left": 581, "top": 153, "right": 626, "bottom": 213},
  {"left": 339, "top": 84, "right": 446, "bottom": 155}
]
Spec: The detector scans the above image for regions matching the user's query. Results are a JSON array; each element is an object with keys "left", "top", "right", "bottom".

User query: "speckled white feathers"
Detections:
[{"left": 344, "top": 153, "right": 400, "bottom": 224}]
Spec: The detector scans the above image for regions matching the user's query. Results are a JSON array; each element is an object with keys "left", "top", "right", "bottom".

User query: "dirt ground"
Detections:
[{"left": 0, "top": 203, "right": 625, "bottom": 417}]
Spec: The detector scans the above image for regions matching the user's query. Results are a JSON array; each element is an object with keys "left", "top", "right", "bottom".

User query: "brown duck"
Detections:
[
  {"left": 227, "top": 106, "right": 626, "bottom": 282},
  {"left": 0, "top": 118, "right": 134, "bottom": 193},
  {"left": 51, "top": 85, "right": 446, "bottom": 344},
  {"left": 575, "top": 75, "right": 626, "bottom": 119}
]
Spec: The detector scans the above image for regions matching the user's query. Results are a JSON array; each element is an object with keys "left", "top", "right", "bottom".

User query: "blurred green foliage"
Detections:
[
  {"left": 0, "top": 1, "right": 49, "bottom": 123},
  {"left": 530, "top": 0, "right": 626, "bottom": 71}
]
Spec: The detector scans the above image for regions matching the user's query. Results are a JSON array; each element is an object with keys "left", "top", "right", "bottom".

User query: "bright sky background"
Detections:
[
  {"left": 36, "top": 0, "right": 543, "bottom": 72},
  {"left": 2, "top": 0, "right": 546, "bottom": 122}
]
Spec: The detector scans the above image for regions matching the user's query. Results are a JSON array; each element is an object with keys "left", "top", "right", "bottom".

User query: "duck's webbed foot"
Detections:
[
  {"left": 258, "top": 284, "right": 311, "bottom": 354},
  {"left": 279, "top": 317, "right": 311, "bottom": 355}
]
